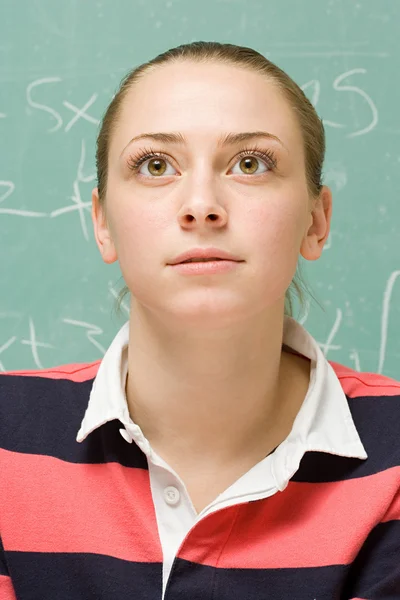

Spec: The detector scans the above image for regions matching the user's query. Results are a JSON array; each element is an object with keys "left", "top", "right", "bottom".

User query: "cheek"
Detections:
[
  {"left": 242, "top": 198, "right": 306, "bottom": 296},
  {"left": 106, "top": 168, "right": 170, "bottom": 248},
  {"left": 108, "top": 199, "right": 172, "bottom": 295},
  {"left": 111, "top": 213, "right": 162, "bottom": 301},
  {"left": 111, "top": 193, "right": 168, "bottom": 250},
  {"left": 245, "top": 200, "right": 303, "bottom": 256}
]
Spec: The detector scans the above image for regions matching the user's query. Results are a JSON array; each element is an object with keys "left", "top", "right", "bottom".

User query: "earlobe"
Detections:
[{"left": 91, "top": 187, "right": 118, "bottom": 265}]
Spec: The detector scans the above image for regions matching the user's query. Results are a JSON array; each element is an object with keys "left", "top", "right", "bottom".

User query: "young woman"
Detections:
[{"left": 1, "top": 42, "right": 399, "bottom": 600}]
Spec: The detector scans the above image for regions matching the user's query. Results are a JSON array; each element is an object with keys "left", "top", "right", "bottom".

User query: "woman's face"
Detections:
[{"left": 93, "top": 61, "right": 323, "bottom": 328}]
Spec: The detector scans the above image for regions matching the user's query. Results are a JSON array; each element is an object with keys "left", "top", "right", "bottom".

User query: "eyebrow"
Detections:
[{"left": 120, "top": 130, "right": 287, "bottom": 156}]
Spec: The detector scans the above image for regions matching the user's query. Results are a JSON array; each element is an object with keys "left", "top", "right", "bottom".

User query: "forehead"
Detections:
[{"left": 110, "top": 61, "right": 303, "bottom": 156}]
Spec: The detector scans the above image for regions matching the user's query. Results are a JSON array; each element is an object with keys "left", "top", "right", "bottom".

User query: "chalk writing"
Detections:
[
  {"left": 26, "top": 77, "right": 63, "bottom": 132},
  {"left": 333, "top": 69, "right": 378, "bottom": 137},
  {"left": 62, "top": 318, "right": 107, "bottom": 355},
  {"left": 301, "top": 68, "right": 378, "bottom": 137},
  {"left": 378, "top": 271, "right": 400, "bottom": 373},
  {"left": 50, "top": 139, "right": 93, "bottom": 239},
  {"left": 0, "top": 180, "right": 47, "bottom": 217},
  {"left": 26, "top": 79, "right": 100, "bottom": 133},
  {"left": 63, "top": 93, "right": 100, "bottom": 132},
  {"left": 318, "top": 308, "right": 343, "bottom": 359},
  {"left": 20, "top": 318, "right": 54, "bottom": 370}
]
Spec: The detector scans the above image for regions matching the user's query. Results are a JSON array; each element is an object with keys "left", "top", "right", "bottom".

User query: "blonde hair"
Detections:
[{"left": 95, "top": 42, "right": 326, "bottom": 320}]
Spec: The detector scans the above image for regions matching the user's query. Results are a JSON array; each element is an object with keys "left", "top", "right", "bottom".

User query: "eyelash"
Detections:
[{"left": 126, "top": 145, "right": 278, "bottom": 176}]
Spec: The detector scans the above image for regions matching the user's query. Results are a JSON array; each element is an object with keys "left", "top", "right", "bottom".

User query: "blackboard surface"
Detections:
[{"left": 1, "top": 0, "right": 399, "bottom": 378}]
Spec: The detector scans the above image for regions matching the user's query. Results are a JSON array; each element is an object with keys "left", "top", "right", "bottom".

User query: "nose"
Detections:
[{"left": 176, "top": 181, "right": 228, "bottom": 230}]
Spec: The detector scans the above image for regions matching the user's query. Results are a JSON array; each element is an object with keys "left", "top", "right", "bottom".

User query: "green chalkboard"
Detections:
[{"left": 1, "top": 0, "right": 399, "bottom": 378}]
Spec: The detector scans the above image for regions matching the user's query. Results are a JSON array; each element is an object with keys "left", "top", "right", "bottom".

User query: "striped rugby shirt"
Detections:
[{"left": 0, "top": 315, "right": 399, "bottom": 599}]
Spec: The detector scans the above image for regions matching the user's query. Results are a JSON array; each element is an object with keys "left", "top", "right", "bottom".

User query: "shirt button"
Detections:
[
  {"left": 119, "top": 428, "right": 133, "bottom": 443},
  {"left": 164, "top": 486, "right": 180, "bottom": 506}
]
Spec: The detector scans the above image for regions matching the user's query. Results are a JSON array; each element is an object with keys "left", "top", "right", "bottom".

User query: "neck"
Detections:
[{"left": 124, "top": 301, "right": 307, "bottom": 470}]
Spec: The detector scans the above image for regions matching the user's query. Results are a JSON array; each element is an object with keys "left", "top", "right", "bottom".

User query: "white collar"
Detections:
[{"left": 76, "top": 315, "right": 368, "bottom": 471}]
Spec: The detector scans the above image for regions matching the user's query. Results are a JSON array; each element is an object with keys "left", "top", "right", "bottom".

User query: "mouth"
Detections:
[
  {"left": 179, "top": 257, "right": 226, "bottom": 264},
  {"left": 168, "top": 248, "right": 243, "bottom": 265},
  {"left": 168, "top": 258, "right": 243, "bottom": 275}
]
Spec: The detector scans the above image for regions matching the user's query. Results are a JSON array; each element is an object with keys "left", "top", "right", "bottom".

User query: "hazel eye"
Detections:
[
  {"left": 127, "top": 146, "right": 277, "bottom": 178},
  {"left": 231, "top": 156, "right": 269, "bottom": 176},
  {"left": 138, "top": 157, "right": 176, "bottom": 177}
]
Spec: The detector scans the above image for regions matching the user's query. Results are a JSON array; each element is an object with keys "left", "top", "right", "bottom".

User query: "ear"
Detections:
[
  {"left": 300, "top": 185, "right": 333, "bottom": 261},
  {"left": 91, "top": 187, "right": 118, "bottom": 264}
]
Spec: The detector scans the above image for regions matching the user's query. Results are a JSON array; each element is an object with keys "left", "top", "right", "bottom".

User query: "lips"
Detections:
[
  {"left": 180, "top": 257, "right": 224, "bottom": 263},
  {"left": 168, "top": 247, "right": 242, "bottom": 265}
]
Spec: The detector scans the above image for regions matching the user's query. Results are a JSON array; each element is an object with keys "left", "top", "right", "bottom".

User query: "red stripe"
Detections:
[
  {"left": 330, "top": 361, "right": 400, "bottom": 397},
  {"left": 1, "top": 449, "right": 398, "bottom": 569},
  {"left": 0, "top": 449, "right": 162, "bottom": 562},
  {"left": 0, "top": 361, "right": 101, "bottom": 382},
  {"left": 178, "top": 466, "right": 400, "bottom": 568},
  {"left": 0, "top": 574, "right": 17, "bottom": 600}
]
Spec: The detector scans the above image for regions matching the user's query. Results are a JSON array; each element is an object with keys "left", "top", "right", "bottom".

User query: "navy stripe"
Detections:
[
  {"left": 4, "top": 550, "right": 353, "bottom": 600},
  {"left": 4, "top": 524, "right": 400, "bottom": 598},
  {"left": 0, "top": 375, "right": 148, "bottom": 469},
  {"left": 1, "top": 375, "right": 399, "bottom": 478},
  {"left": 166, "top": 557, "right": 352, "bottom": 599},
  {"left": 7, "top": 552, "right": 162, "bottom": 600}
]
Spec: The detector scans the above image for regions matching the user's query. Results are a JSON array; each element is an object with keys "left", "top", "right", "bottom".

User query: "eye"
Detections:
[
  {"left": 231, "top": 155, "right": 268, "bottom": 176},
  {"left": 126, "top": 146, "right": 277, "bottom": 178},
  {"left": 126, "top": 150, "right": 176, "bottom": 177},
  {"left": 138, "top": 156, "right": 176, "bottom": 177},
  {"left": 231, "top": 147, "right": 277, "bottom": 175}
]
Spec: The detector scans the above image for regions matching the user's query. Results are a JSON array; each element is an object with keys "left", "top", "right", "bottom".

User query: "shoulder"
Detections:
[
  {"left": 0, "top": 360, "right": 101, "bottom": 406},
  {"left": 329, "top": 360, "right": 400, "bottom": 465},
  {"left": 0, "top": 361, "right": 101, "bottom": 451},
  {"left": 0, "top": 360, "right": 101, "bottom": 409}
]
